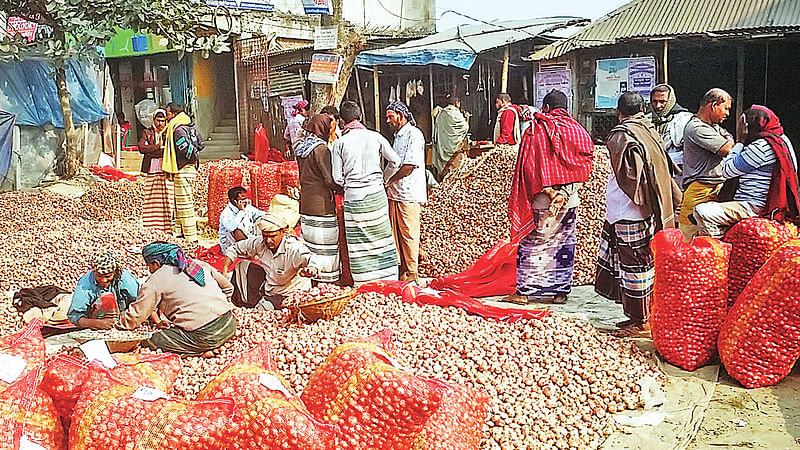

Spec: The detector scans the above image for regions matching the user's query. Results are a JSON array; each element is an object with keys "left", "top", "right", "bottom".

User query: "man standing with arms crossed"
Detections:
[
  {"left": 679, "top": 88, "right": 735, "bottom": 240},
  {"left": 385, "top": 102, "right": 427, "bottom": 283}
]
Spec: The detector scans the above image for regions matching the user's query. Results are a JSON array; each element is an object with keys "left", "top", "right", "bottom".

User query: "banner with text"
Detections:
[
  {"left": 308, "top": 54, "right": 342, "bottom": 84},
  {"left": 595, "top": 56, "right": 656, "bottom": 109},
  {"left": 302, "top": 0, "right": 333, "bottom": 15}
]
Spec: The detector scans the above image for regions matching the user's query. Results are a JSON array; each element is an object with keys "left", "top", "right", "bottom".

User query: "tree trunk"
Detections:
[{"left": 55, "top": 62, "right": 80, "bottom": 179}]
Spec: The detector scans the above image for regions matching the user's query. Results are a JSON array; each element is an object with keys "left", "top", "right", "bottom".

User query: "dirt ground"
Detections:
[{"left": 483, "top": 286, "right": 800, "bottom": 450}]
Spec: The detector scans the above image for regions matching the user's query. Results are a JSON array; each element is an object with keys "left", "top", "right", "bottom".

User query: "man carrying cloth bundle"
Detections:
[
  {"left": 118, "top": 243, "right": 237, "bottom": 356},
  {"left": 504, "top": 90, "right": 594, "bottom": 305},
  {"left": 595, "top": 92, "right": 681, "bottom": 337}
]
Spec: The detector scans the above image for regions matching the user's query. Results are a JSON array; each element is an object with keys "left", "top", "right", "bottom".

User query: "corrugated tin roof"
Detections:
[
  {"left": 356, "top": 17, "right": 587, "bottom": 70},
  {"left": 532, "top": 0, "right": 800, "bottom": 60}
]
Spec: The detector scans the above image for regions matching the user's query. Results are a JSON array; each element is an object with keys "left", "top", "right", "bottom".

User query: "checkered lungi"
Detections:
[{"left": 594, "top": 217, "right": 655, "bottom": 322}]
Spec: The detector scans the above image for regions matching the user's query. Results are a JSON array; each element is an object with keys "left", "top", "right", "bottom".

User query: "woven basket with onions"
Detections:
[{"left": 288, "top": 288, "right": 356, "bottom": 323}]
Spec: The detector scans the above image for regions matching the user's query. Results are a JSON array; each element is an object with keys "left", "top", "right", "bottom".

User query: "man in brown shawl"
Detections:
[{"left": 595, "top": 92, "right": 681, "bottom": 337}]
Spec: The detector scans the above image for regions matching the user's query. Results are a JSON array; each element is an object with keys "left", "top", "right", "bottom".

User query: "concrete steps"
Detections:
[{"left": 201, "top": 116, "right": 240, "bottom": 161}]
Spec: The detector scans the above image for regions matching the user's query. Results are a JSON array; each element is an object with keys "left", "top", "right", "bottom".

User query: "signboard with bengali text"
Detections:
[
  {"left": 308, "top": 53, "right": 342, "bottom": 84},
  {"left": 302, "top": 0, "right": 333, "bottom": 15}
]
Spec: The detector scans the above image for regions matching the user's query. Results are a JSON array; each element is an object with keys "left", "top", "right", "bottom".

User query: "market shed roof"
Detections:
[
  {"left": 355, "top": 17, "right": 586, "bottom": 70},
  {"left": 531, "top": 0, "right": 800, "bottom": 61}
]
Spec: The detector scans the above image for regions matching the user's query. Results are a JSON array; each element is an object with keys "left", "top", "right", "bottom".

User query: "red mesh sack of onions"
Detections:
[
  {"left": 0, "top": 320, "right": 45, "bottom": 392},
  {"left": 419, "top": 381, "right": 490, "bottom": 450},
  {"left": 197, "top": 342, "right": 339, "bottom": 450},
  {"left": 0, "top": 367, "right": 67, "bottom": 450},
  {"left": 207, "top": 165, "right": 245, "bottom": 228},
  {"left": 249, "top": 162, "right": 282, "bottom": 212},
  {"left": 41, "top": 352, "right": 181, "bottom": 426},
  {"left": 69, "top": 367, "right": 235, "bottom": 450},
  {"left": 651, "top": 229, "right": 731, "bottom": 371},
  {"left": 301, "top": 330, "right": 445, "bottom": 450},
  {"left": 718, "top": 240, "right": 800, "bottom": 388},
  {"left": 282, "top": 161, "right": 299, "bottom": 187},
  {"left": 722, "top": 218, "right": 797, "bottom": 305}
]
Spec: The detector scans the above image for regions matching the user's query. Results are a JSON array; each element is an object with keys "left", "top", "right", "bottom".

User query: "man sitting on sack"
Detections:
[{"left": 222, "top": 213, "right": 320, "bottom": 310}]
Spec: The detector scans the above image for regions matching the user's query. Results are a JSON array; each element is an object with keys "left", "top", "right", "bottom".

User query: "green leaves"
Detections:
[{"left": 0, "top": 0, "right": 225, "bottom": 63}]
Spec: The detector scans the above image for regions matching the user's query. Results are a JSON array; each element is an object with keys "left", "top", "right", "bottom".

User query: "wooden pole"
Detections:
[
  {"left": 373, "top": 66, "right": 381, "bottom": 131},
  {"left": 736, "top": 46, "right": 745, "bottom": 138},
  {"left": 501, "top": 46, "right": 510, "bottom": 93},
  {"left": 663, "top": 40, "right": 669, "bottom": 84},
  {"left": 428, "top": 65, "right": 434, "bottom": 112},
  {"left": 354, "top": 68, "right": 366, "bottom": 120},
  {"left": 115, "top": 125, "right": 121, "bottom": 169}
]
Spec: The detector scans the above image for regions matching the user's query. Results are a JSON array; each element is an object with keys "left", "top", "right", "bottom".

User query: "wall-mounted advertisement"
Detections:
[
  {"left": 595, "top": 56, "right": 656, "bottom": 109},
  {"left": 535, "top": 69, "right": 572, "bottom": 109}
]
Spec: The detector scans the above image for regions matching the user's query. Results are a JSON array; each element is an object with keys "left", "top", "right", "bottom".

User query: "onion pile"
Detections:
[{"left": 166, "top": 292, "right": 662, "bottom": 449}]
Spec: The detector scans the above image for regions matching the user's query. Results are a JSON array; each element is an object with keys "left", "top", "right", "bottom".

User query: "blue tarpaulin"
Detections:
[
  {"left": 0, "top": 111, "right": 15, "bottom": 184},
  {"left": 0, "top": 59, "right": 107, "bottom": 127},
  {"left": 355, "top": 18, "right": 582, "bottom": 70}
]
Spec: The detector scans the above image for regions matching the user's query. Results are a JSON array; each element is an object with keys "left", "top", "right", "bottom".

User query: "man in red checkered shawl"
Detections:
[{"left": 504, "top": 90, "right": 594, "bottom": 305}]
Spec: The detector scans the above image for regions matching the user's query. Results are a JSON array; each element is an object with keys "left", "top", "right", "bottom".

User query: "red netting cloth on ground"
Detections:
[
  {"left": 194, "top": 245, "right": 242, "bottom": 273},
  {"left": 650, "top": 229, "right": 731, "bottom": 371},
  {"left": 359, "top": 280, "right": 550, "bottom": 322},
  {"left": 87, "top": 165, "right": 138, "bottom": 182}
]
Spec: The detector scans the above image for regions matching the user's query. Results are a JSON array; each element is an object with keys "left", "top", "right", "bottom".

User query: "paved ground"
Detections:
[{"left": 479, "top": 285, "right": 800, "bottom": 450}]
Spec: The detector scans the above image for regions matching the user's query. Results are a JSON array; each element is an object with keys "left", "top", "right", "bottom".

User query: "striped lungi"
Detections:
[
  {"left": 301, "top": 214, "right": 340, "bottom": 283},
  {"left": 594, "top": 218, "right": 655, "bottom": 322},
  {"left": 142, "top": 173, "right": 174, "bottom": 234},
  {"left": 173, "top": 166, "right": 198, "bottom": 242},
  {"left": 143, "top": 311, "right": 236, "bottom": 356},
  {"left": 343, "top": 190, "right": 398, "bottom": 286}
]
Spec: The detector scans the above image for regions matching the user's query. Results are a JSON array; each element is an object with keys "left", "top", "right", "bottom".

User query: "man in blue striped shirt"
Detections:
[{"left": 693, "top": 107, "right": 797, "bottom": 238}]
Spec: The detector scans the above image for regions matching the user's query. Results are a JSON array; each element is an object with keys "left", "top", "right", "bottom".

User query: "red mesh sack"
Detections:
[
  {"left": 302, "top": 330, "right": 444, "bottom": 450},
  {"left": 249, "top": 162, "right": 282, "bottom": 211},
  {"left": 722, "top": 218, "right": 797, "bottom": 305},
  {"left": 419, "top": 381, "right": 490, "bottom": 450},
  {"left": 197, "top": 343, "right": 339, "bottom": 450},
  {"left": 0, "top": 320, "right": 45, "bottom": 392},
  {"left": 651, "top": 229, "right": 731, "bottom": 371},
  {"left": 69, "top": 367, "right": 235, "bottom": 450},
  {"left": 41, "top": 352, "right": 181, "bottom": 425},
  {"left": 718, "top": 240, "right": 800, "bottom": 388},
  {"left": 0, "top": 368, "right": 67, "bottom": 450},
  {"left": 208, "top": 165, "right": 245, "bottom": 228},
  {"left": 282, "top": 161, "right": 299, "bottom": 187}
]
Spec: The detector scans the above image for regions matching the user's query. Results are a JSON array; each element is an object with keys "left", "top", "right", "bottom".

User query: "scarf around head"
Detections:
[
  {"left": 161, "top": 112, "right": 192, "bottom": 174},
  {"left": 387, "top": 101, "right": 416, "bottom": 126},
  {"left": 91, "top": 251, "right": 122, "bottom": 283},
  {"left": 650, "top": 84, "right": 687, "bottom": 126},
  {"left": 295, "top": 114, "right": 333, "bottom": 159},
  {"left": 142, "top": 243, "right": 205, "bottom": 286},
  {"left": 747, "top": 105, "right": 800, "bottom": 223}
]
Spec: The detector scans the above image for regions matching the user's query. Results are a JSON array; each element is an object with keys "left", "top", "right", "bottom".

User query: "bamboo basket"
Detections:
[{"left": 289, "top": 289, "right": 356, "bottom": 323}]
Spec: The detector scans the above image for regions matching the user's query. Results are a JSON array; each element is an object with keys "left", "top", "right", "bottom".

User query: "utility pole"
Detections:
[{"left": 309, "top": 0, "right": 366, "bottom": 114}]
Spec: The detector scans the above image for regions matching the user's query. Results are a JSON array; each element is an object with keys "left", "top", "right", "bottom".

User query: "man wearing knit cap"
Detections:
[{"left": 222, "top": 213, "right": 319, "bottom": 309}]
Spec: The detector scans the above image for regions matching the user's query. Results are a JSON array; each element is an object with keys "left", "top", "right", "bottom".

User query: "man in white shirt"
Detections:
[
  {"left": 221, "top": 214, "right": 319, "bottom": 310},
  {"left": 219, "top": 186, "right": 266, "bottom": 253},
  {"left": 331, "top": 101, "right": 402, "bottom": 285},
  {"left": 385, "top": 102, "right": 427, "bottom": 283}
]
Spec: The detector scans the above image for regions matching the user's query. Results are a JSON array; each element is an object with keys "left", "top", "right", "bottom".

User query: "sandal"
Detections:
[
  {"left": 612, "top": 323, "right": 651, "bottom": 339},
  {"left": 503, "top": 294, "right": 529, "bottom": 305},
  {"left": 615, "top": 319, "right": 637, "bottom": 328}
]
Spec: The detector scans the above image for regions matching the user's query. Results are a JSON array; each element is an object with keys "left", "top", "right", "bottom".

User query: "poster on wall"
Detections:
[
  {"left": 308, "top": 54, "right": 342, "bottom": 84},
  {"left": 595, "top": 57, "right": 656, "bottom": 109},
  {"left": 535, "top": 69, "right": 572, "bottom": 109},
  {"left": 302, "top": 0, "right": 333, "bottom": 15}
]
